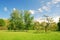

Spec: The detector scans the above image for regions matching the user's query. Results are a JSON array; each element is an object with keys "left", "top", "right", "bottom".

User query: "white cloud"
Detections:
[
  {"left": 38, "top": 6, "right": 50, "bottom": 13},
  {"left": 38, "top": 8, "right": 43, "bottom": 13},
  {"left": 34, "top": 18, "right": 43, "bottom": 23},
  {"left": 52, "top": 0, "right": 60, "bottom": 4},
  {"left": 34, "top": 16, "right": 60, "bottom": 23},
  {"left": 38, "top": 0, "right": 60, "bottom": 13},
  {"left": 4, "top": 7, "right": 8, "bottom": 12},
  {"left": 53, "top": 16, "right": 60, "bottom": 23},
  {"left": 13, "top": 8, "right": 16, "bottom": 11},
  {"left": 47, "top": 0, "right": 60, "bottom": 8},
  {"left": 29, "top": 10, "right": 35, "bottom": 14},
  {"left": 42, "top": 6, "right": 50, "bottom": 11},
  {"left": 34, "top": 17, "right": 46, "bottom": 23}
]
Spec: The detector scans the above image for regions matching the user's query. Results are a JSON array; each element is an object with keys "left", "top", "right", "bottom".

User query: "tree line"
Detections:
[{"left": 0, "top": 10, "right": 60, "bottom": 32}]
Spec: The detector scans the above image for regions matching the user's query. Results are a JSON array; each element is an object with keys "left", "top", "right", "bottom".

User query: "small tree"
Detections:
[{"left": 43, "top": 15, "right": 53, "bottom": 32}]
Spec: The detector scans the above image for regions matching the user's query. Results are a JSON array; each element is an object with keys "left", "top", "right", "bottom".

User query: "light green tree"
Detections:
[
  {"left": 43, "top": 15, "right": 54, "bottom": 32},
  {"left": 24, "top": 11, "right": 34, "bottom": 30},
  {"left": 8, "top": 10, "right": 24, "bottom": 30},
  {"left": 48, "top": 22, "right": 58, "bottom": 31}
]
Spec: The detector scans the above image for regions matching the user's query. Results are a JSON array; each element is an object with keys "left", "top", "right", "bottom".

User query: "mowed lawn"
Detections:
[{"left": 0, "top": 31, "right": 60, "bottom": 40}]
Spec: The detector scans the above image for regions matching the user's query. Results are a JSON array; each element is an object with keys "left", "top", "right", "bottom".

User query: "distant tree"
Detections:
[
  {"left": 43, "top": 15, "right": 54, "bottom": 32},
  {"left": 24, "top": 11, "right": 34, "bottom": 30},
  {"left": 57, "top": 18, "right": 60, "bottom": 31},
  {"left": 48, "top": 22, "right": 58, "bottom": 31},
  {"left": 0, "top": 19, "right": 5, "bottom": 27}
]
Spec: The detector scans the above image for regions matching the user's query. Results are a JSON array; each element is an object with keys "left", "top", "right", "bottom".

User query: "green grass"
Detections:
[{"left": 0, "top": 31, "right": 60, "bottom": 40}]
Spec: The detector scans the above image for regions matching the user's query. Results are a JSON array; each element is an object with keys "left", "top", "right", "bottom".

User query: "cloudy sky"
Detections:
[{"left": 0, "top": 0, "right": 60, "bottom": 22}]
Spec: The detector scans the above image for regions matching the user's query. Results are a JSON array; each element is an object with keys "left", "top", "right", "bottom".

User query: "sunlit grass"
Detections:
[{"left": 0, "top": 30, "right": 60, "bottom": 40}]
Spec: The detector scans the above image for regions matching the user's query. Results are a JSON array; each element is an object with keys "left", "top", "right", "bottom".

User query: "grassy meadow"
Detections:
[{"left": 0, "top": 30, "right": 60, "bottom": 40}]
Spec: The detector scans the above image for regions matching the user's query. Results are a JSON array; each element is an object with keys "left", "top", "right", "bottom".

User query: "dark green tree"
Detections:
[{"left": 57, "top": 18, "right": 60, "bottom": 31}]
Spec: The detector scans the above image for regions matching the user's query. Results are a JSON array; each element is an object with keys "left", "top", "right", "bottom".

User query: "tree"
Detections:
[
  {"left": 0, "top": 19, "right": 5, "bottom": 27},
  {"left": 8, "top": 10, "right": 24, "bottom": 30},
  {"left": 48, "top": 22, "right": 58, "bottom": 31},
  {"left": 57, "top": 18, "right": 60, "bottom": 31},
  {"left": 43, "top": 15, "right": 54, "bottom": 32},
  {"left": 24, "top": 11, "right": 34, "bottom": 30}
]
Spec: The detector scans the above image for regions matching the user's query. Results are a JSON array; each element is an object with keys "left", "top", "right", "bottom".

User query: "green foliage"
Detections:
[
  {"left": 40, "top": 22, "right": 47, "bottom": 30},
  {"left": 40, "top": 21, "right": 58, "bottom": 31},
  {"left": 8, "top": 10, "right": 34, "bottom": 30},
  {"left": 0, "top": 19, "right": 5, "bottom": 26},
  {"left": 24, "top": 11, "right": 34, "bottom": 30},
  {"left": 43, "top": 15, "right": 54, "bottom": 32},
  {"left": 34, "top": 22, "right": 40, "bottom": 30},
  {"left": 7, "top": 9, "right": 58, "bottom": 32},
  {"left": 8, "top": 10, "right": 24, "bottom": 30},
  {"left": 48, "top": 22, "right": 58, "bottom": 31},
  {"left": 57, "top": 18, "right": 60, "bottom": 31}
]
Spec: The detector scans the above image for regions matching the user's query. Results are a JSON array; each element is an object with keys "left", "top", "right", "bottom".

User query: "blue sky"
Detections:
[{"left": 0, "top": 0, "right": 60, "bottom": 22}]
